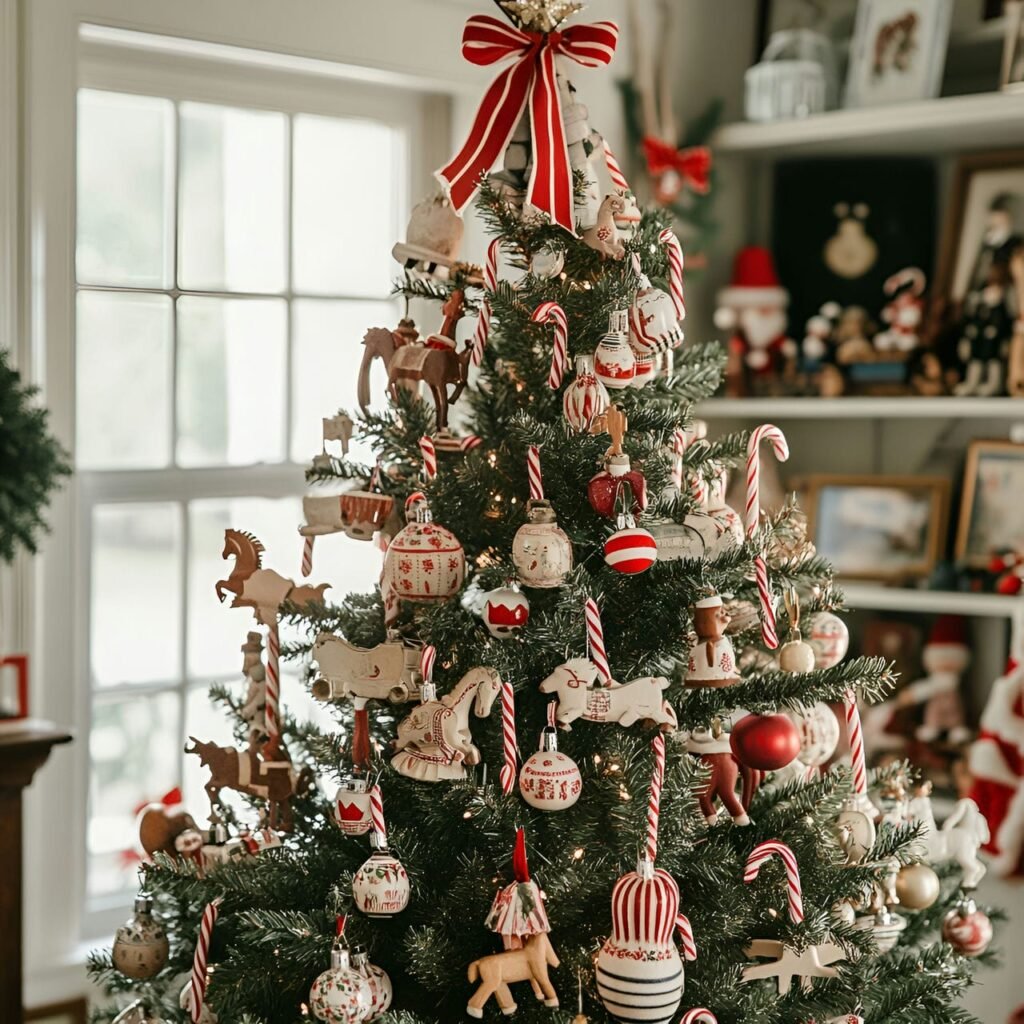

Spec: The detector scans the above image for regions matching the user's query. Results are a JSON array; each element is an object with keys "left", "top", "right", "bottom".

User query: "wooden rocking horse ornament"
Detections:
[{"left": 357, "top": 289, "right": 473, "bottom": 431}]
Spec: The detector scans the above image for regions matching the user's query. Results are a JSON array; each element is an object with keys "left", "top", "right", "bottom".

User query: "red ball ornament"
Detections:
[
  {"left": 729, "top": 713, "right": 801, "bottom": 771},
  {"left": 942, "top": 899, "right": 993, "bottom": 958},
  {"left": 481, "top": 586, "right": 530, "bottom": 638},
  {"left": 587, "top": 459, "right": 647, "bottom": 519},
  {"left": 604, "top": 525, "right": 657, "bottom": 574}
]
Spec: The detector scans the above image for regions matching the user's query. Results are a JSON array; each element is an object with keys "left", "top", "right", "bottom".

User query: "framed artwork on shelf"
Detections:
[
  {"left": 799, "top": 474, "right": 949, "bottom": 582},
  {"left": 955, "top": 439, "right": 1024, "bottom": 568},
  {"left": 0, "top": 653, "right": 29, "bottom": 722},
  {"left": 844, "top": 0, "right": 954, "bottom": 108}
]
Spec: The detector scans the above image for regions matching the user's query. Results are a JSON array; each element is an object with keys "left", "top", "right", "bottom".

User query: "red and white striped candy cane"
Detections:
[
  {"left": 300, "top": 535, "right": 314, "bottom": 577},
  {"left": 527, "top": 445, "right": 544, "bottom": 502},
  {"left": 658, "top": 229, "right": 686, "bottom": 320},
  {"left": 420, "top": 644, "right": 436, "bottom": 696},
  {"left": 680, "top": 1011, "right": 718, "bottom": 1024},
  {"left": 743, "top": 840, "right": 804, "bottom": 924},
  {"left": 498, "top": 679, "right": 519, "bottom": 796},
  {"left": 584, "top": 597, "right": 612, "bottom": 686},
  {"left": 676, "top": 913, "right": 697, "bottom": 962},
  {"left": 188, "top": 897, "right": 222, "bottom": 1023},
  {"left": 472, "top": 238, "right": 501, "bottom": 367},
  {"left": 461, "top": 434, "right": 483, "bottom": 452},
  {"left": 603, "top": 139, "right": 631, "bottom": 193},
  {"left": 844, "top": 689, "right": 868, "bottom": 796},
  {"left": 265, "top": 622, "right": 281, "bottom": 755},
  {"left": 370, "top": 783, "right": 387, "bottom": 846},
  {"left": 419, "top": 436, "right": 437, "bottom": 481},
  {"left": 532, "top": 301, "right": 569, "bottom": 390},
  {"left": 746, "top": 425, "right": 790, "bottom": 650},
  {"left": 671, "top": 427, "right": 686, "bottom": 490},
  {"left": 646, "top": 733, "right": 666, "bottom": 862}
]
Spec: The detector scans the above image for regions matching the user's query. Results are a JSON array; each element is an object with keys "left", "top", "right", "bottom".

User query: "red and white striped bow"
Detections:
[{"left": 437, "top": 14, "right": 619, "bottom": 235}]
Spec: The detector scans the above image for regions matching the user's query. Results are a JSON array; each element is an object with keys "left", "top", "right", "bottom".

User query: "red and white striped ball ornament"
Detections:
[
  {"left": 594, "top": 310, "right": 636, "bottom": 390},
  {"left": 629, "top": 256, "right": 684, "bottom": 355},
  {"left": 942, "top": 898, "right": 993, "bottom": 958},
  {"left": 519, "top": 709, "right": 582, "bottom": 811},
  {"left": 481, "top": 585, "right": 530, "bottom": 638},
  {"left": 596, "top": 860, "right": 692, "bottom": 1024},
  {"left": 604, "top": 505, "right": 658, "bottom": 575},
  {"left": 563, "top": 354, "right": 610, "bottom": 433}
]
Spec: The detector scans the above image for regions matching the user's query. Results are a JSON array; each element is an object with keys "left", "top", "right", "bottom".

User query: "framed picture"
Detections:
[
  {"left": 955, "top": 439, "right": 1024, "bottom": 567},
  {"left": 0, "top": 653, "right": 29, "bottom": 721},
  {"left": 844, "top": 0, "right": 954, "bottom": 108},
  {"left": 936, "top": 150, "right": 1024, "bottom": 309},
  {"left": 800, "top": 474, "right": 950, "bottom": 581}
]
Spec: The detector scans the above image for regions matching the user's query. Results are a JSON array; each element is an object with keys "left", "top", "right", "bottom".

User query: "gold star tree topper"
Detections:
[{"left": 501, "top": 0, "right": 586, "bottom": 32}]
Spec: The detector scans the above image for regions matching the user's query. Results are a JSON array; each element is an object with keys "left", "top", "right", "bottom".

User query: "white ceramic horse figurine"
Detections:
[
  {"left": 908, "top": 789, "right": 989, "bottom": 889},
  {"left": 391, "top": 667, "right": 502, "bottom": 782}
]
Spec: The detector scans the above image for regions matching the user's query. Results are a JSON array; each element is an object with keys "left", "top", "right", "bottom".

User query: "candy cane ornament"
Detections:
[
  {"left": 527, "top": 445, "right": 544, "bottom": 502},
  {"left": 264, "top": 622, "right": 281, "bottom": 757},
  {"left": 680, "top": 1011, "right": 718, "bottom": 1024},
  {"left": 658, "top": 229, "right": 686, "bottom": 320},
  {"left": 744, "top": 840, "right": 804, "bottom": 923},
  {"left": 532, "top": 301, "right": 569, "bottom": 390},
  {"left": 584, "top": 597, "right": 612, "bottom": 686},
  {"left": 746, "top": 424, "right": 790, "bottom": 649},
  {"left": 419, "top": 436, "right": 437, "bottom": 481},
  {"left": 646, "top": 733, "right": 666, "bottom": 862},
  {"left": 188, "top": 898, "right": 222, "bottom": 1023},
  {"left": 420, "top": 644, "right": 437, "bottom": 701},
  {"left": 499, "top": 679, "right": 519, "bottom": 796},
  {"left": 844, "top": 689, "right": 868, "bottom": 796},
  {"left": 471, "top": 238, "right": 501, "bottom": 367},
  {"left": 370, "top": 784, "right": 387, "bottom": 846},
  {"left": 603, "top": 139, "right": 631, "bottom": 193},
  {"left": 671, "top": 427, "right": 686, "bottom": 491}
]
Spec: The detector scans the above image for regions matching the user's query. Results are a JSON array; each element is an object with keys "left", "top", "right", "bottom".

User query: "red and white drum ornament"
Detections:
[{"left": 594, "top": 311, "right": 636, "bottom": 390}]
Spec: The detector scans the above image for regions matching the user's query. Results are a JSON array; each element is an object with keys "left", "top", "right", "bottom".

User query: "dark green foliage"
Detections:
[
  {"left": 0, "top": 348, "right": 70, "bottom": 561},
  {"left": 90, "top": 188, "right": 993, "bottom": 1024}
]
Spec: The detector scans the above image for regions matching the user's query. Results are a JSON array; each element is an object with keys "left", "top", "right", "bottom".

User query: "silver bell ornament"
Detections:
[
  {"left": 352, "top": 948, "right": 393, "bottom": 1019},
  {"left": 112, "top": 890, "right": 169, "bottom": 980},
  {"left": 310, "top": 944, "right": 372, "bottom": 1024},
  {"left": 512, "top": 499, "right": 573, "bottom": 589}
]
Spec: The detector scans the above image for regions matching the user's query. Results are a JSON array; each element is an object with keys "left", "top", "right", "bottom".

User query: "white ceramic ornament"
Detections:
[
  {"left": 512, "top": 499, "right": 573, "bottom": 589},
  {"left": 685, "top": 595, "right": 740, "bottom": 688},
  {"left": 531, "top": 247, "right": 565, "bottom": 279},
  {"left": 907, "top": 788, "right": 988, "bottom": 889},
  {"left": 652, "top": 474, "right": 743, "bottom": 562},
  {"left": 596, "top": 861, "right": 687, "bottom": 1024},
  {"left": 594, "top": 311, "right": 636, "bottom": 390},
  {"left": 629, "top": 274, "right": 684, "bottom": 354},
  {"left": 613, "top": 192, "right": 642, "bottom": 240},
  {"left": 807, "top": 611, "right": 850, "bottom": 669},
  {"left": 382, "top": 506, "right": 465, "bottom": 603},
  {"left": 778, "top": 629, "right": 815, "bottom": 673},
  {"left": 112, "top": 892, "right": 169, "bottom": 980},
  {"left": 519, "top": 725, "right": 582, "bottom": 811},
  {"left": 353, "top": 845, "right": 411, "bottom": 918},
  {"left": 562, "top": 354, "right": 610, "bottom": 433},
  {"left": 332, "top": 776, "right": 373, "bottom": 835},
  {"left": 352, "top": 949, "right": 393, "bottom": 1019},
  {"left": 631, "top": 349, "right": 657, "bottom": 389},
  {"left": 481, "top": 586, "right": 530, "bottom": 638},
  {"left": 793, "top": 702, "right": 840, "bottom": 767},
  {"left": 854, "top": 908, "right": 907, "bottom": 953},
  {"left": 312, "top": 633, "right": 422, "bottom": 705},
  {"left": 309, "top": 946, "right": 373, "bottom": 1024},
  {"left": 836, "top": 798, "right": 877, "bottom": 865}
]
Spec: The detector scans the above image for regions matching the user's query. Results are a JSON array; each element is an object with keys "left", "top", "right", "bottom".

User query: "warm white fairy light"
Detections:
[{"left": 572, "top": 847, "right": 585, "bottom": 861}]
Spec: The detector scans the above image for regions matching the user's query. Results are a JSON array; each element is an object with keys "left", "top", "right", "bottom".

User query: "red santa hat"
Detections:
[
  {"left": 716, "top": 246, "right": 789, "bottom": 309},
  {"left": 927, "top": 614, "right": 968, "bottom": 650}
]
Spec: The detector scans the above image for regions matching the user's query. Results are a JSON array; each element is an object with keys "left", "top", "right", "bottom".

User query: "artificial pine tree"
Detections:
[{"left": 90, "top": 4, "right": 1001, "bottom": 1023}]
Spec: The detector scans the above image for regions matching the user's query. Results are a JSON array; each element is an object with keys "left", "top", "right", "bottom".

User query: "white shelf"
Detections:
[
  {"left": 712, "top": 91, "right": 1024, "bottom": 157},
  {"left": 698, "top": 396, "right": 1024, "bottom": 420},
  {"left": 841, "top": 583, "right": 1024, "bottom": 618}
]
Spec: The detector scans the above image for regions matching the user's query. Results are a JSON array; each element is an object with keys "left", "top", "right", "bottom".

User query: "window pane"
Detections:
[
  {"left": 292, "top": 115, "right": 406, "bottom": 296},
  {"left": 77, "top": 290, "right": 173, "bottom": 469},
  {"left": 178, "top": 103, "right": 287, "bottom": 293},
  {"left": 91, "top": 504, "right": 182, "bottom": 688},
  {"left": 88, "top": 690, "right": 180, "bottom": 897},
  {"left": 176, "top": 297, "right": 287, "bottom": 467},
  {"left": 77, "top": 89, "right": 173, "bottom": 288},
  {"left": 290, "top": 298, "right": 397, "bottom": 462}
]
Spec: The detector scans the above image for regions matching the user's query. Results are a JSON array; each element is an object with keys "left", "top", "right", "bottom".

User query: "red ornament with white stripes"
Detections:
[
  {"left": 604, "top": 523, "right": 658, "bottom": 575},
  {"left": 518, "top": 704, "right": 582, "bottom": 811},
  {"left": 562, "top": 354, "right": 610, "bottom": 433},
  {"left": 594, "top": 310, "right": 636, "bottom": 390}
]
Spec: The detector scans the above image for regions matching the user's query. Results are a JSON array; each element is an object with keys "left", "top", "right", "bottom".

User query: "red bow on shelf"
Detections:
[
  {"left": 437, "top": 14, "right": 619, "bottom": 235},
  {"left": 641, "top": 136, "right": 712, "bottom": 197}
]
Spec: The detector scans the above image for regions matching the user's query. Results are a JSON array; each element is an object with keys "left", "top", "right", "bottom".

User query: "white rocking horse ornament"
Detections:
[
  {"left": 391, "top": 667, "right": 502, "bottom": 781},
  {"left": 908, "top": 785, "right": 989, "bottom": 889}
]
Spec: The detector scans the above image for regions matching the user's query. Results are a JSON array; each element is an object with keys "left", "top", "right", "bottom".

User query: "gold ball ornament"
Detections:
[
  {"left": 112, "top": 892, "right": 169, "bottom": 980},
  {"left": 895, "top": 862, "right": 941, "bottom": 910}
]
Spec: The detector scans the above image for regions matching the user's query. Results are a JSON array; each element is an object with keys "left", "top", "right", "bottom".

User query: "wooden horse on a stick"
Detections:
[{"left": 466, "top": 933, "right": 560, "bottom": 1018}]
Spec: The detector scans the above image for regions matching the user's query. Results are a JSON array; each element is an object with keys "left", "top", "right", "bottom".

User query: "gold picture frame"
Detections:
[
  {"left": 955, "top": 438, "right": 1024, "bottom": 567},
  {"left": 799, "top": 474, "right": 949, "bottom": 582}
]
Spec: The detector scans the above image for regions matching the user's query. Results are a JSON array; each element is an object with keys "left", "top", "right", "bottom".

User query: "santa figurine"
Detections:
[
  {"left": 685, "top": 594, "right": 740, "bottom": 688},
  {"left": 875, "top": 267, "right": 926, "bottom": 353},
  {"left": 897, "top": 615, "right": 971, "bottom": 745},
  {"left": 968, "top": 657, "right": 1024, "bottom": 877},
  {"left": 714, "top": 246, "right": 796, "bottom": 396}
]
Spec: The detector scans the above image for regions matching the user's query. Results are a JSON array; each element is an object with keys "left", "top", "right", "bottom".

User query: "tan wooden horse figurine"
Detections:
[
  {"left": 582, "top": 194, "right": 626, "bottom": 260},
  {"left": 215, "top": 529, "right": 329, "bottom": 626},
  {"left": 466, "top": 932, "right": 560, "bottom": 1018}
]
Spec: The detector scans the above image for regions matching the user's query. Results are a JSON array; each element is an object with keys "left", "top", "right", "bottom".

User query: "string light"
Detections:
[{"left": 572, "top": 847, "right": 585, "bottom": 861}]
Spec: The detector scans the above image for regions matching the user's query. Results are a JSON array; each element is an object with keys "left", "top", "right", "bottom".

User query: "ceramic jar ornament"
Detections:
[
  {"left": 353, "top": 842, "right": 411, "bottom": 918},
  {"left": 332, "top": 776, "right": 373, "bottom": 836},
  {"left": 685, "top": 595, "right": 740, "bottom": 688},
  {"left": 563, "top": 355, "right": 610, "bottom": 433},
  {"left": 942, "top": 897, "right": 993, "bottom": 957},
  {"left": 519, "top": 719, "right": 582, "bottom": 811},
  {"left": 594, "top": 311, "right": 636, "bottom": 390},
  {"left": 730, "top": 713, "right": 801, "bottom": 771},
  {"left": 808, "top": 611, "right": 850, "bottom": 669},
  {"left": 793, "top": 702, "right": 841, "bottom": 768},
  {"left": 895, "top": 862, "right": 941, "bottom": 910},
  {"left": 382, "top": 504, "right": 465, "bottom": 603},
  {"left": 310, "top": 945, "right": 372, "bottom": 1024},
  {"left": 481, "top": 586, "right": 530, "bottom": 638},
  {"left": 513, "top": 500, "right": 573, "bottom": 589},
  {"left": 112, "top": 891, "right": 169, "bottom": 980}
]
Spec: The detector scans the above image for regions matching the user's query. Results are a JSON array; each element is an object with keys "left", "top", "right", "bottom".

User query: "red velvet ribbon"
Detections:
[
  {"left": 641, "top": 136, "right": 712, "bottom": 194},
  {"left": 437, "top": 14, "right": 618, "bottom": 234}
]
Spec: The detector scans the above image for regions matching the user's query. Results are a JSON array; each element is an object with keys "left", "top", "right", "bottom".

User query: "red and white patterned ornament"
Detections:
[
  {"left": 604, "top": 523, "right": 657, "bottom": 574},
  {"left": 512, "top": 500, "right": 573, "bottom": 589},
  {"left": 942, "top": 898, "right": 993, "bottom": 957},
  {"left": 519, "top": 707, "right": 582, "bottom": 811},
  {"left": 484, "top": 827, "right": 551, "bottom": 949},
  {"left": 562, "top": 354, "right": 610, "bottom": 433},
  {"left": 381, "top": 505, "right": 465, "bottom": 603},
  {"left": 631, "top": 349, "right": 657, "bottom": 389},
  {"left": 332, "top": 776, "right": 372, "bottom": 836},
  {"left": 807, "top": 611, "right": 850, "bottom": 669},
  {"left": 309, "top": 931, "right": 372, "bottom": 1024},
  {"left": 628, "top": 254, "right": 684, "bottom": 355},
  {"left": 352, "top": 950, "right": 392, "bottom": 1020},
  {"left": 792, "top": 702, "right": 841, "bottom": 768},
  {"left": 594, "top": 310, "right": 635, "bottom": 390},
  {"left": 352, "top": 845, "right": 410, "bottom": 918},
  {"left": 481, "top": 585, "right": 530, "bottom": 638}
]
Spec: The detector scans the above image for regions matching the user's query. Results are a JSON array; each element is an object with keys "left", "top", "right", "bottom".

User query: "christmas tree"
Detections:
[{"left": 90, "top": 4, "right": 1000, "bottom": 1024}]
